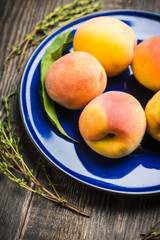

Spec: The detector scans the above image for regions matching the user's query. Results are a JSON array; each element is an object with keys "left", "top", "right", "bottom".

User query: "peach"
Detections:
[
  {"left": 73, "top": 16, "right": 137, "bottom": 77},
  {"left": 131, "top": 36, "right": 160, "bottom": 91},
  {"left": 145, "top": 91, "right": 160, "bottom": 141},
  {"left": 79, "top": 91, "right": 147, "bottom": 159},
  {"left": 45, "top": 51, "right": 107, "bottom": 110}
]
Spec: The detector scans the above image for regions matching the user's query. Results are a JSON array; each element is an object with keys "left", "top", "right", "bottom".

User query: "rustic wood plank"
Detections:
[
  {"left": 102, "top": 0, "right": 160, "bottom": 13},
  {"left": 0, "top": 0, "right": 56, "bottom": 239},
  {"left": 0, "top": 0, "right": 160, "bottom": 240}
]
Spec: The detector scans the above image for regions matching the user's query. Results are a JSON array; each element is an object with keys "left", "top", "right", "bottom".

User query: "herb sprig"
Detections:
[
  {"left": 0, "top": 93, "right": 90, "bottom": 217},
  {"left": 4, "top": 0, "right": 102, "bottom": 69},
  {"left": 139, "top": 220, "right": 160, "bottom": 240}
]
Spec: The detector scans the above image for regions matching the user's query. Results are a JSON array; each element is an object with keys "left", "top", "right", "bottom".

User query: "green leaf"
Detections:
[
  {"left": 3, "top": 171, "right": 10, "bottom": 176},
  {"left": 7, "top": 91, "right": 16, "bottom": 99},
  {"left": 2, "top": 161, "right": 8, "bottom": 168},
  {"left": 37, "top": 187, "right": 44, "bottom": 196},
  {"left": 40, "top": 29, "right": 77, "bottom": 142},
  {"left": 13, "top": 178, "right": 22, "bottom": 184}
]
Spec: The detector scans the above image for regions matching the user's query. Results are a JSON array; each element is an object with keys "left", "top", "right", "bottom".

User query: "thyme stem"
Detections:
[
  {"left": 140, "top": 220, "right": 160, "bottom": 240},
  {"left": 0, "top": 93, "right": 90, "bottom": 217},
  {"left": 4, "top": 0, "right": 102, "bottom": 68}
]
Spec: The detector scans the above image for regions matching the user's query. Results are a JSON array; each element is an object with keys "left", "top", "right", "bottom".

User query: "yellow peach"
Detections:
[
  {"left": 45, "top": 51, "right": 107, "bottom": 110},
  {"left": 73, "top": 16, "right": 137, "bottom": 77},
  {"left": 79, "top": 91, "right": 146, "bottom": 159},
  {"left": 145, "top": 90, "right": 160, "bottom": 141},
  {"left": 131, "top": 36, "right": 160, "bottom": 91}
]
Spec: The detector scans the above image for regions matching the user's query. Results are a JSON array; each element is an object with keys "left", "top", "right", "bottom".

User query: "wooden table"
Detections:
[{"left": 0, "top": 0, "right": 160, "bottom": 239}]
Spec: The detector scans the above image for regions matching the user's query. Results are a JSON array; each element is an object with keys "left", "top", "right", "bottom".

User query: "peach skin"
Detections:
[
  {"left": 131, "top": 36, "right": 160, "bottom": 91},
  {"left": 45, "top": 51, "right": 107, "bottom": 110},
  {"left": 79, "top": 91, "right": 147, "bottom": 159},
  {"left": 73, "top": 16, "right": 137, "bottom": 77},
  {"left": 145, "top": 90, "right": 160, "bottom": 141}
]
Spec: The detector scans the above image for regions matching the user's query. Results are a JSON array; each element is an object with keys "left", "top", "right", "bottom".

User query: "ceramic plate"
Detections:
[{"left": 20, "top": 10, "right": 160, "bottom": 195}]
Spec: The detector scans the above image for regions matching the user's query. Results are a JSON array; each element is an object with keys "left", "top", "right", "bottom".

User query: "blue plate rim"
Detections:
[{"left": 19, "top": 9, "right": 160, "bottom": 196}]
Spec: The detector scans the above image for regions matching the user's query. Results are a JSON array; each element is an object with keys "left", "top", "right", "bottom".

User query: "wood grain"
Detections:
[{"left": 0, "top": 0, "right": 160, "bottom": 239}]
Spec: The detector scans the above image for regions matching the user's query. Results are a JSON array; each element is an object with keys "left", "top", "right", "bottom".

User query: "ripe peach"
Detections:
[
  {"left": 79, "top": 91, "right": 146, "bottom": 159},
  {"left": 131, "top": 36, "right": 160, "bottom": 91},
  {"left": 45, "top": 51, "right": 107, "bottom": 110},
  {"left": 145, "top": 91, "right": 160, "bottom": 141},
  {"left": 73, "top": 16, "right": 137, "bottom": 77}
]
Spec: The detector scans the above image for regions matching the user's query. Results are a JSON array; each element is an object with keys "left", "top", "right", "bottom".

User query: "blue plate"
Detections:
[{"left": 20, "top": 10, "right": 160, "bottom": 195}]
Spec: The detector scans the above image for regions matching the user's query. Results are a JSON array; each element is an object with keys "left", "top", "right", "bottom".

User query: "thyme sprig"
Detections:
[
  {"left": 139, "top": 220, "right": 160, "bottom": 240},
  {"left": 4, "top": 0, "right": 102, "bottom": 69},
  {"left": 0, "top": 93, "right": 90, "bottom": 217}
]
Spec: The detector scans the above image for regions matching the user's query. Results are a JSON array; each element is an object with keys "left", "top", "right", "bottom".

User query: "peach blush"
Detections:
[
  {"left": 79, "top": 91, "right": 147, "bottom": 159},
  {"left": 131, "top": 36, "right": 160, "bottom": 91},
  {"left": 45, "top": 51, "right": 107, "bottom": 110}
]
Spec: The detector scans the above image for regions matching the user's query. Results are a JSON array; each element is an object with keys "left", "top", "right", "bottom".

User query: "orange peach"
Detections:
[
  {"left": 145, "top": 90, "right": 160, "bottom": 141},
  {"left": 45, "top": 51, "right": 107, "bottom": 109},
  {"left": 131, "top": 36, "right": 160, "bottom": 91},
  {"left": 73, "top": 16, "right": 137, "bottom": 77},
  {"left": 79, "top": 91, "right": 147, "bottom": 159}
]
